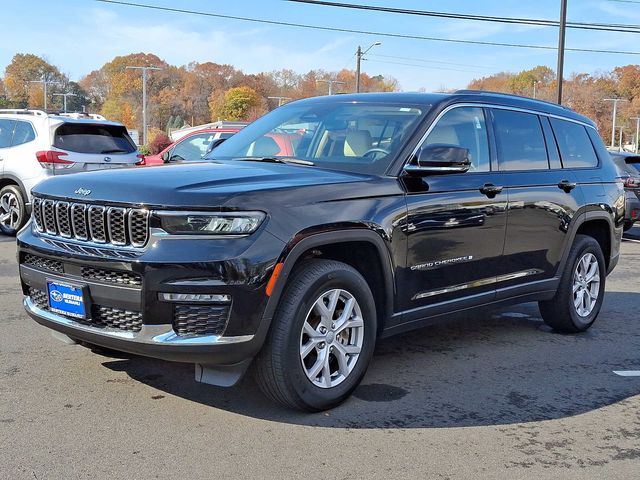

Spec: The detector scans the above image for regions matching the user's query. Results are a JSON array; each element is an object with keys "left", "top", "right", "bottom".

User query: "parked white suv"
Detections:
[{"left": 0, "top": 110, "right": 141, "bottom": 234}]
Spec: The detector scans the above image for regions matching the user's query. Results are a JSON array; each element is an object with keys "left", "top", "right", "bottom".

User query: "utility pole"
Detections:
[
  {"left": 318, "top": 79, "right": 346, "bottom": 95},
  {"left": 355, "top": 42, "right": 381, "bottom": 93},
  {"left": 632, "top": 116, "right": 640, "bottom": 153},
  {"left": 618, "top": 127, "right": 624, "bottom": 152},
  {"left": 28, "top": 78, "right": 61, "bottom": 110},
  {"left": 605, "top": 99, "right": 628, "bottom": 149},
  {"left": 556, "top": 0, "right": 568, "bottom": 104},
  {"left": 126, "top": 65, "right": 162, "bottom": 145},
  {"left": 52, "top": 93, "right": 77, "bottom": 113},
  {"left": 533, "top": 81, "right": 539, "bottom": 99},
  {"left": 268, "top": 96, "right": 291, "bottom": 107}
]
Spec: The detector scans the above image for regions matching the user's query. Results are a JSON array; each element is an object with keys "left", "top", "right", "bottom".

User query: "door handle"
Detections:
[
  {"left": 558, "top": 180, "right": 577, "bottom": 193},
  {"left": 479, "top": 183, "right": 503, "bottom": 198}
]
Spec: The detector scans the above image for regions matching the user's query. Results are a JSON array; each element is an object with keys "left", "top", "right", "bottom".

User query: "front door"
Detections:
[{"left": 398, "top": 106, "right": 508, "bottom": 316}]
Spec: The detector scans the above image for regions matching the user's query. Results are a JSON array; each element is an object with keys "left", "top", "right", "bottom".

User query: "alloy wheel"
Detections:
[
  {"left": 0, "top": 191, "right": 21, "bottom": 230},
  {"left": 299, "top": 289, "right": 365, "bottom": 388},
  {"left": 573, "top": 252, "right": 600, "bottom": 317}
]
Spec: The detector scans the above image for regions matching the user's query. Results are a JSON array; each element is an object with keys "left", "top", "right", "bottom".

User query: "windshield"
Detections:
[{"left": 205, "top": 101, "right": 427, "bottom": 174}]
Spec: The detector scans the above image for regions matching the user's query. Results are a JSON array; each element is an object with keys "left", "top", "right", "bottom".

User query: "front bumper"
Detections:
[
  {"left": 24, "top": 296, "right": 256, "bottom": 364},
  {"left": 18, "top": 226, "right": 285, "bottom": 366}
]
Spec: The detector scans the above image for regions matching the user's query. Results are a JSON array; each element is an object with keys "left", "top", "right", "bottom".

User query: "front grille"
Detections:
[
  {"left": 32, "top": 196, "right": 149, "bottom": 248},
  {"left": 23, "top": 254, "right": 64, "bottom": 274},
  {"left": 81, "top": 266, "right": 142, "bottom": 287},
  {"left": 29, "top": 287, "right": 48, "bottom": 309},
  {"left": 28, "top": 287, "right": 142, "bottom": 333},
  {"left": 173, "top": 304, "right": 230, "bottom": 336},
  {"left": 91, "top": 306, "right": 143, "bottom": 332}
]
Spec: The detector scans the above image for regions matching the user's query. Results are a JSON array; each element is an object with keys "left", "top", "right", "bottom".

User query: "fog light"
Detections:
[{"left": 159, "top": 293, "right": 231, "bottom": 303}]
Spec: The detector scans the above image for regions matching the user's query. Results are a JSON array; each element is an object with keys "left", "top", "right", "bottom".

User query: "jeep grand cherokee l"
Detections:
[{"left": 18, "top": 92, "right": 624, "bottom": 411}]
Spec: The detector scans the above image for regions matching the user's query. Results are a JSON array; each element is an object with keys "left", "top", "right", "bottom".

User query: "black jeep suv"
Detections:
[{"left": 18, "top": 92, "right": 624, "bottom": 411}]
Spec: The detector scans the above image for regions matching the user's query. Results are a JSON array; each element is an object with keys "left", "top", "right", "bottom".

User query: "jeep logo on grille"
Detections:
[{"left": 74, "top": 188, "right": 91, "bottom": 196}]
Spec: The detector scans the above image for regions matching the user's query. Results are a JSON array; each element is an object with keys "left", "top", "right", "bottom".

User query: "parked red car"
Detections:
[{"left": 144, "top": 128, "right": 242, "bottom": 166}]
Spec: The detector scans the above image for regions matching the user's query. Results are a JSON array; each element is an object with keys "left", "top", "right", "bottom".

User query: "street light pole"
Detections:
[
  {"left": 355, "top": 42, "right": 381, "bottom": 93},
  {"left": 126, "top": 65, "right": 162, "bottom": 145},
  {"left": 556, "top": 0, "right": 568, "bottom": 104},
  {"left": 318, "top": 79, "right": 346, "bottom": 95},
  {"left": 268, "top": 96, "right": 292, "bottom": 107},
  {"left": 28, "top": 78, "right": 61, "bottom": 110},
  {"left": 605, "top": 99, "right": 628, "bottom": 149},
  {"left": 619, "top": 127, "right": 624, "bottom": 152},
  {"left": 632, "top": 116, "right": 640, "bottom": 153},
  {"left": 52, "top": 93, "right": 77, "bottom": 113}
]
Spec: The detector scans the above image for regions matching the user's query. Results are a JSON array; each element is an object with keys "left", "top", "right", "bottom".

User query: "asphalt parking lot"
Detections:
[{"left": 1, "top": 230, "right": 639, "bottom": 479}]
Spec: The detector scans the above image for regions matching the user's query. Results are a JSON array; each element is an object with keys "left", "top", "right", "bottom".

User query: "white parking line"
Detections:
[{"left": 613, "top": 370, "right": 640, "bottom": 377}]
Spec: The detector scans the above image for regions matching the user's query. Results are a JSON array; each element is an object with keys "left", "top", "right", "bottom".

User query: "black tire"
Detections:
[
  {"left": 623, "top": 221, "right": 634, "bottom": 232},
  {"left": 538, "top": 234, "right": 606, "bottom": 333},
  {"left": 254, "top": 259, "right": 377, "bottom": 411},
  {"left": 0, "top": 184, "right": 27, "bottom": 235}
]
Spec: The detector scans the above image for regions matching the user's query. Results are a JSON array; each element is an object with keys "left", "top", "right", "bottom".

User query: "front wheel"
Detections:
[
  {"left": 539, "top": 234, "right": 606, "bottom": 333},
  {"left": 254, "top": 259, "right": 377, "bottom": 411}
]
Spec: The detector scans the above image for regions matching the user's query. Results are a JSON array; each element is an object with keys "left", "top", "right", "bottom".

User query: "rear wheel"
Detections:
[
  {"left": 539, "top": 234, "right": 606, "bottom": 333},
  {"left": 0, "top": 185, "right": 27, "bottom": 235},
  {"left": 254, "top": 259, "right": 377, "bottom": 411}
]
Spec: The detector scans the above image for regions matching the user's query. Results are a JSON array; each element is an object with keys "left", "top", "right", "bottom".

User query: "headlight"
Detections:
[{"left": 157, "top": 211, "right": 266, "bottom": 235}]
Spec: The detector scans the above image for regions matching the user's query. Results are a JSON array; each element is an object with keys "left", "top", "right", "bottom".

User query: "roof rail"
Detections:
[
  {"left": 57, "top": 112, "right": 106, "bottom": 121},
  {"left": 0, "top": 108, "right": 48, "bottom": 117},
  {"left": 453, "top": 89, "right": 572, "bottom": 110}
]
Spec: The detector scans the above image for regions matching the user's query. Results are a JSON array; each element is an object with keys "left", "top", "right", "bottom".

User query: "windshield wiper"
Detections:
[
  {"left": 234, "top": 156, "right": 315, "bottom": 166},
  {"left": 100, "top": 149, "right": 129, "bottom": 154}
]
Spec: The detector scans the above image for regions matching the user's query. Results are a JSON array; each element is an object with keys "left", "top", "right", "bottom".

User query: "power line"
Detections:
[
  {"left": 93, "top": 0, "right": 640, "bottom": 56},
  {"left": 363, "top": 59, "right": 488, "bottom": 74},
  {"left": 367, "top": 53, "right": 494, "bottom": 70},
  {"left": 288, "top": 0, "right": 640, "bottom": 34}
]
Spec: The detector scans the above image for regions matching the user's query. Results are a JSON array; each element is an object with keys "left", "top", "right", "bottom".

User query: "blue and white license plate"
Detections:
[{"left": 47, "top": 281, "right": 87, "bottom": 319}]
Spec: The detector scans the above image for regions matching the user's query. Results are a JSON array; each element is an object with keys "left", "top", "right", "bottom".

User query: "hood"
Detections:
[{"left": 32, "top": 160, "right": 399, "bottom": 209}]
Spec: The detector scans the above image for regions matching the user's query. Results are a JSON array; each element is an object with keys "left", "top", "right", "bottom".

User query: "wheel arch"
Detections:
[
  {"left": 262, "top": 229, "right": 396, "bottom": 334},
  {"left": 560, "top": 211, "right": 617, "bottom": 276}
]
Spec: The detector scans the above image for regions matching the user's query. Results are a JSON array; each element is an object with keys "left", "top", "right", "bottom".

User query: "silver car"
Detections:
[{"left": 0, "top": 110, "right": 141, "bottom": 234}]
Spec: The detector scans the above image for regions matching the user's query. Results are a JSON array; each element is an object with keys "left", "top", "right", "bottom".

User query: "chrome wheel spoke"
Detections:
[
  {"left": 572, "top": 252, "right": 601, "bottom": 318},
  {"left": 300, "top": 288, "right": 365, "bottom": 389}
]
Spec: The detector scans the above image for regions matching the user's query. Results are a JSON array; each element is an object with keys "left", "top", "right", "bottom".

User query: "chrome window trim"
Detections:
[{"left": 410, "top": 102, "right": 597, "bottom": 161}]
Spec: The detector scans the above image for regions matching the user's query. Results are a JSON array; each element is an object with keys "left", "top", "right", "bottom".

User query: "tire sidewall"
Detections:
[
  {"left": 280, "top": 266, "right": 377, "bottom": 410},
  {"left": 0, "top": 185, "right": 26, "bottom": 236},
  {"left": 567, "top": 238, "right": 606, "bottom": 330}
]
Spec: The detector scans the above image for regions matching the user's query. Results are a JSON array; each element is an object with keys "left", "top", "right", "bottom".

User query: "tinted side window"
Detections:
[
  {"left": 550, "top": 118, "right": 599, "bottom": 168},
  {"left": 171, "top": 133, "right": 216, "bottom": 160},
  {"left": 493, "top": 109, "right": 549, "bottom": 171},
  {"left": 424, "top": 107, "right": 490, "bottom": 172},
  {"left": 0, "top": 119, "right": 16, "bottom": 148},
  {"left": 12, "top": 121, "right": 36, "bottom": 146}
]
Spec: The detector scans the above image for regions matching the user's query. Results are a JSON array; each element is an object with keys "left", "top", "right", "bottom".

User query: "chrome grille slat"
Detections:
[
  {"left": 55, "top": 202, "right": 72, "bottom": 238},
  {"left": 71, "top": 204, "right": 88, "bottom": 240},
  {"left": 88, "top": 205, "right": 107, "bottom": 243},
  {"left": 31, "top": 196, "right": 149, "bottom": 248}
]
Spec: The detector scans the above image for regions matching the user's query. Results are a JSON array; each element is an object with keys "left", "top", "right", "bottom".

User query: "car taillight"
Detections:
[
  {"left": 623, "top": 177, "right": 640, "bottom": 189},
  {"left": 36, "top": 150, "right": 73, "bottom": 166},
  {"left": 135, "top": 154, "right": 146, "bottom": 166}
]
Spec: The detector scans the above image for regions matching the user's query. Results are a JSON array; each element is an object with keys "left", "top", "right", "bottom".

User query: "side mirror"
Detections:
[
  {"left": 162, "top": 150, "right": 171, "bottom": 163},
  {"left": 205, "top": 138, "right": 227, "bottom": 155},
  {"left": 404, "top": 144, "right": 471, "bottom": 176}
]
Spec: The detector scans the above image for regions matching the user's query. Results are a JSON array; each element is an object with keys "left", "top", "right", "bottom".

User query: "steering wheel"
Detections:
[{"left": 362, "top": 147, "right": 391, "bottom": 159}]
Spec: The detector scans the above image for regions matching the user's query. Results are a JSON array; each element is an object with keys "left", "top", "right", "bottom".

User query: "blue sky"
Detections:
[{"left": 2, "top": 0, "right": 640, "bottom": 91}]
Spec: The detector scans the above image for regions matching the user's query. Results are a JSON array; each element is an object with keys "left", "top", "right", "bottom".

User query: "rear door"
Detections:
[
  {"left": 0, "top": 119, "right": 16, "bottom": 178},
  {"left": 51, "top": 122, "right": 139, "bottom": 172},
  {"left": 490, "top": 108, "right": 584, "bottom": 295}
]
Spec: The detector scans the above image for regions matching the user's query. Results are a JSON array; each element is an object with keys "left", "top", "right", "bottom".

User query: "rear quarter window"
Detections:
[
  {"left": 53, "top": 123, "right": 136, "bottom": 154},
  {"left": 550, "top": 118, "right": 599, "bottom": 168},
  {"left": 12, "top": 121, "right": 36, "bottom": 146}
]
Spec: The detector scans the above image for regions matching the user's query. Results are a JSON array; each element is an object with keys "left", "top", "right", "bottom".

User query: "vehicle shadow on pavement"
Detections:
[{"left": 102, "top": 292, "right": 640, "bottom": 428}]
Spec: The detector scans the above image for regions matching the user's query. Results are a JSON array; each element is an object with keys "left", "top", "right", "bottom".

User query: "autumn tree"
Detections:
[
  {"left": 3, "top": 53, "right": 70, "bottom": 108},
  {"left": 210, "top": 86, "right": 265, "bottom": 121}
]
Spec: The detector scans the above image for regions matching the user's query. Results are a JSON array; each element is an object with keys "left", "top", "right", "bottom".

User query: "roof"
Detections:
[
  {"left": 0, "top": 109, "right": 122, "bottom": 127},
  {"left": 287, "top": 91, "right": 595, "bottom": 127}
]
